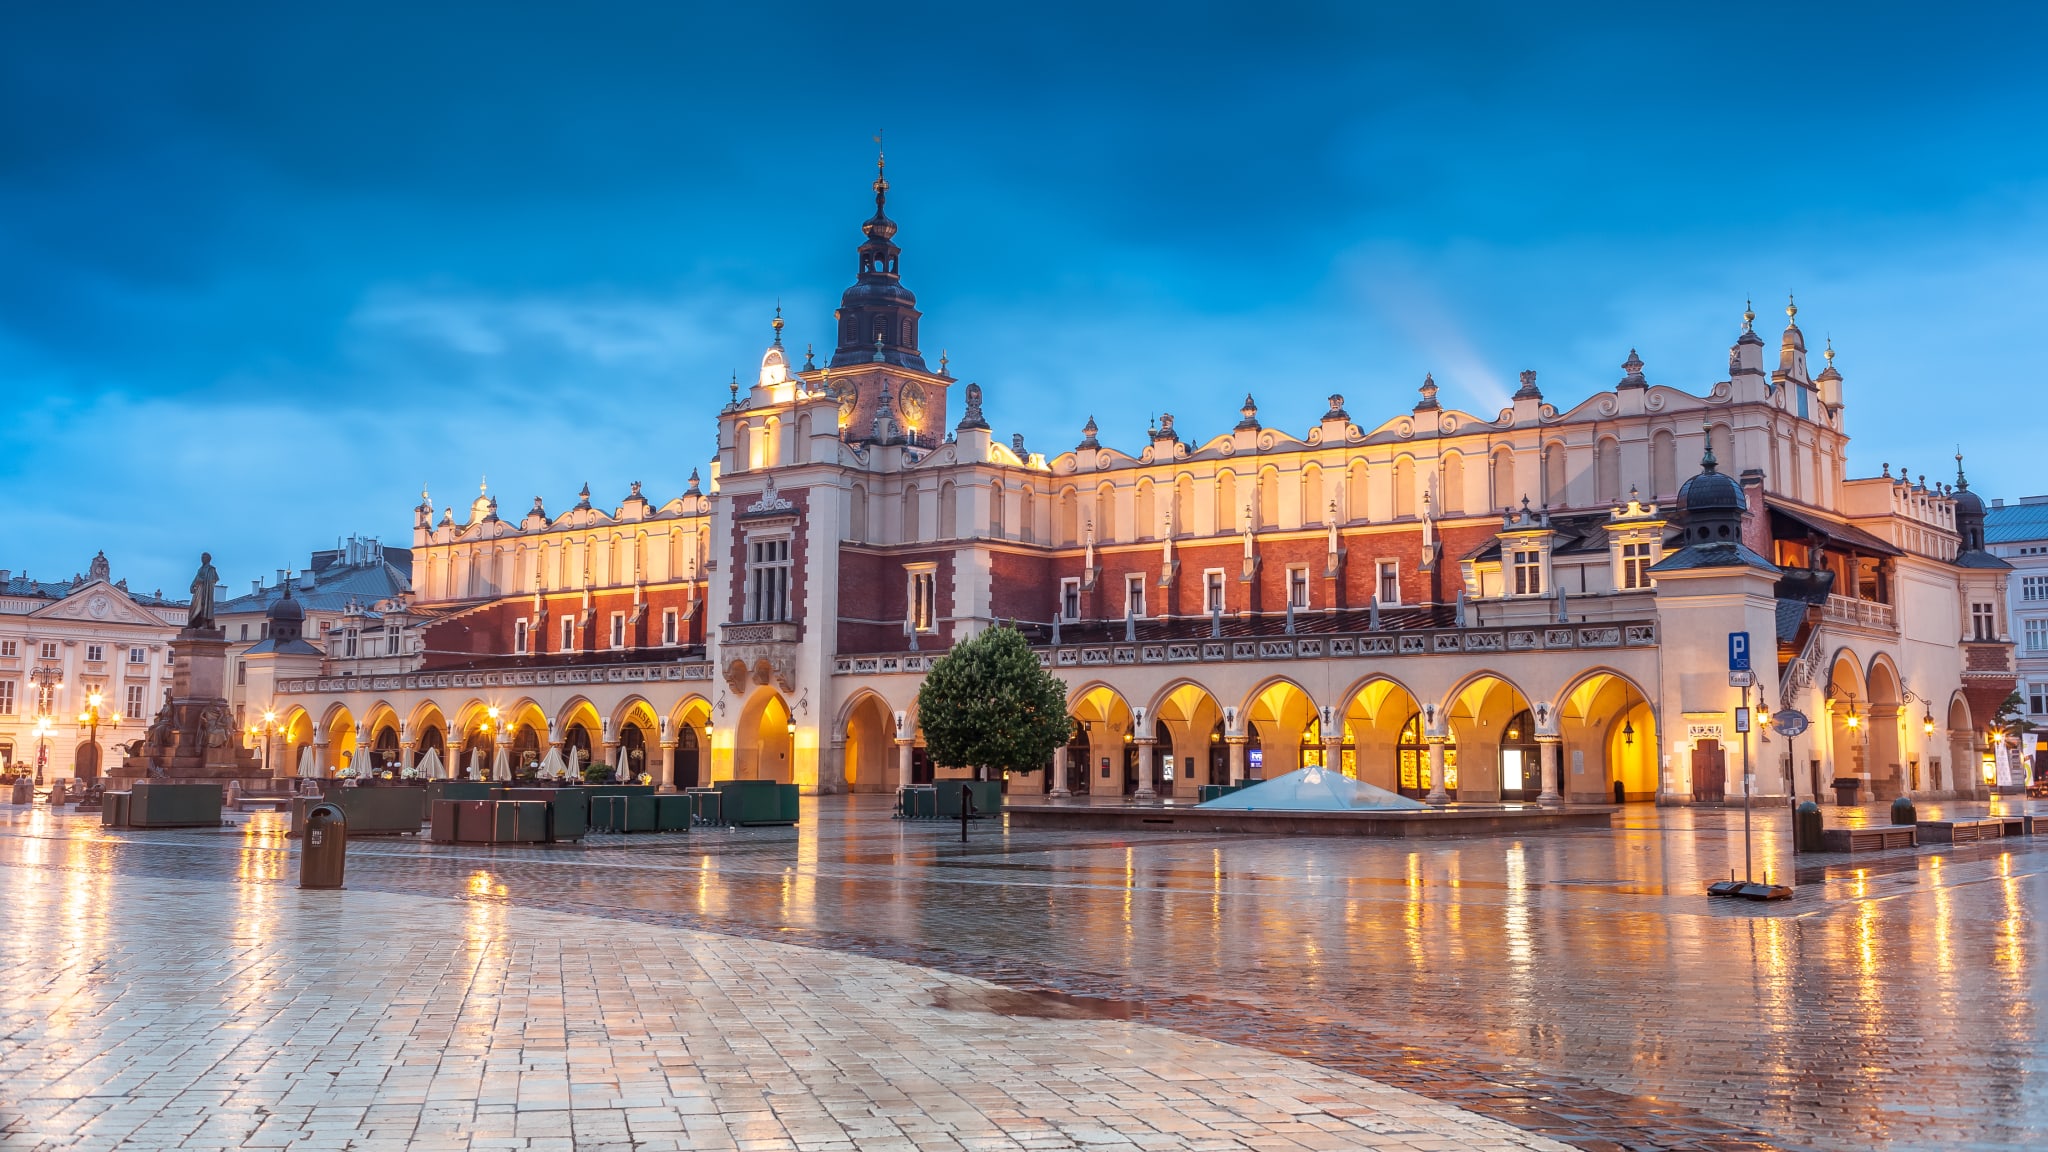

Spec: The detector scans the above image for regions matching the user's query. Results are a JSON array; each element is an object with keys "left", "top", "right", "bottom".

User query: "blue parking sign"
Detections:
[{"left": 1728, "top": 631, "right": 1751, "bottom": 671}]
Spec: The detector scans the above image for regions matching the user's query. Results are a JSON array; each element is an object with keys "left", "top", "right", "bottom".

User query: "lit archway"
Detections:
[
  {"left": 1068, "top": 685, "right": 1132, "bottom": 795},
  {"left": 1339, "top": 675, "right": 1425, "bottom": 795},
  {"left": 1241, "top": 678, "right": 1315, "bottom": 781},
  {"left": 1557, "top": 670, "right": 1656, "bottom": 803},
  {"left": 1441, "top": 673, "right": 1534, "bottom": 802},
  {"left": 733, "top": 689, "right": 794, "bottom": 783},
  {"left": 1149, "top": 681, "right": 1224, "bottom": 797},
  {"left": 842, "top": 692, "right": 896, "bottom": 794}
]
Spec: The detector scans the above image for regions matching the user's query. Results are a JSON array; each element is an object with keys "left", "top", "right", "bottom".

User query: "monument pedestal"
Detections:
[{"left": 111, "top": 627, "right": 267, "bottom": 783}]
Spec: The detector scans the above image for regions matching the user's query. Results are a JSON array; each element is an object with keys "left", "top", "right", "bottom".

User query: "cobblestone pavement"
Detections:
[
  {"left": 0, "top": 863, "right": 1575, "bottom": 1152},
  {"left": 1, "top": 796, "right": 2044, "bottom": 1151}
]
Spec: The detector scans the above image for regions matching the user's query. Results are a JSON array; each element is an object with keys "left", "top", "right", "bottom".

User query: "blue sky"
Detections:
[{"left": 4, "top": 3, "right": 2045, "bottom": 596}]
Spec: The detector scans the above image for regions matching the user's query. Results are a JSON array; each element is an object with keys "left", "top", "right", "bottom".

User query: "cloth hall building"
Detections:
[{"left": 261, "top": 163, "right": 2017, "bottom": 805}]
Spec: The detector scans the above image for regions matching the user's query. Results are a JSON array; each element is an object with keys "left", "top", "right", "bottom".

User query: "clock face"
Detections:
[{"left": 88, "top": 594, "right": 111, "bottom": 619}]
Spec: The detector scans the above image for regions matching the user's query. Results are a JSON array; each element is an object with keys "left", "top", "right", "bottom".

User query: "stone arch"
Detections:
[
  {"left": 1392, "top": 456, "right": 1416, "bottom": 519},
  {"left": 1542, "top": 439, "right": 1568, "bottom": 507},
  {"left": 1069, "top": 684, "right": 1134, "bottom": 796},
  {"left": 1300, "top": 463, "right": 1324, "bottom": 525},
  {"left": 1491, "top": 447, "right": 1516, "bottom": 510},
  {"left": 1336, "top": 673, "right": 1427, "bottom": 795},
  {"left": 1825, "top": 649, "right": 1869, "bottom": 793},
  {"left": 1864, "top": 655, "right": 1905, "bottom": 797},
  {"left": 1256, "top": 466, "right": 1280, "bottom": 529},
  {"left": 840, "top": 689, "right": 897, "bottom": 794},
  {"left": 1215, "top": 470, "right": 1238, "bottom": 533},
  {"left": 1146, "top": 680, "right": 1224, "bottom": 796},
  {"left": 1095, "top": 481, "right": 1118, "bottom": 542},
  {"left": 1554, "top": 668, "right": 1658, "bottom": 802},
  {"left": 939, "top": 479, "right": 957, "bottom": 539},
  {"left": 1946, "top": 692, "right": 1976, "bottom": 794},
  {"left": 1059, "top": 485, "right": 1079, "bottom": 545},
  {"left": 1134, "top": 477, "right": 1157, "bottom": 541},
  {"left": 1595, "top": 435, "right": 1622, "bottom": 504},
  {"left": 1651, "top": 429, "right": 1677, "bottom": 499},
  {"left": 669, "top": 695, "right": 712, "bottom": 789},
  {"left": 733, "top": 687, "right": 795, "bottom": 783},
  {"left": 1439, "top": 672, "right": 1536, "bottom": 802},
  {"left": 406, "top": 701, "right": 447, "bottom": 765},
  {"left": 319, "top": 703, "right": 358, "bottom": 775},
  {"left": 1239, "top": 677, "right": 1318, "bottom": 780},
  {"left": 1346, "top": 458, "right": 1369, "bottom": 522}
]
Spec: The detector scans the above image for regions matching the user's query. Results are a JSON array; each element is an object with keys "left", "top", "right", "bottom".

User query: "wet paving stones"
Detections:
[{"left": 3, "top": 796, "right": 2046, "bottom": 1150}]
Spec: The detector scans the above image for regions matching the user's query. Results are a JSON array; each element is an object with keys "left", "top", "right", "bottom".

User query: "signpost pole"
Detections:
[{"left": 1741, "top": 682, "right": 1753, "bottom": 884}]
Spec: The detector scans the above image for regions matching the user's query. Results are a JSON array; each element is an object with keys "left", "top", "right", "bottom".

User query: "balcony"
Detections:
[
  {"left": 1823, "top": 595, "right": 1896, "bottom": 633},
  {"left": 720, "top": 620, "right": 800, "bottom": 645}
]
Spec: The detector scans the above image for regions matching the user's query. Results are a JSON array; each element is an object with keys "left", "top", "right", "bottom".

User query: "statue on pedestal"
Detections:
[{"left": 188, "top": 552, "right": 220, "bottom": 631}]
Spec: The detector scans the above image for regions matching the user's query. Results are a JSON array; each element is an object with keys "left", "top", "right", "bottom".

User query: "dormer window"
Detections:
[{"left": 1511, "top": 549, "right": 1545, "bottom": 596}]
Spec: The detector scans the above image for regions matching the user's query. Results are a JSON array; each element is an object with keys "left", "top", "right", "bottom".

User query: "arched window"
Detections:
[
  {"left": 1258, "top": 467, "right": 1280, "bottom": 528},
  {"left": 902, "top": 485, "right": 922, "bottom": 543},
  {"left": 1301, "top": 464, "right": 1323, "bottom": 525},
  {"left": 1216, "top": 471, "right": 1237, "bottom": 533},
  {"left": 1708, "top": 423, "right": 1734, "bottom": 472},
  {"left": 1393, "top": 457, "right": 1416, "bottom": 519},
  {"left": 1173, "top": 473, "right": 1192, "bottom": 536},
  {"left": 1134, "top": 479, "right": 1155, "bottom": 541},
  {"left": 735, "top": 422, "right": 752, "bottom": 472},
  {"left": 849, "top": 484, "right": 869, "bottom": 542},
  {"left": 1021, "top": 488, "right": 1037, "bottom": 544},
  {"left": 1441, "top": 453, "right": 1465, "bottom": 514},
  {"left": 1595, "top": 437, "right": 1621, "bottom": 504},
  {"left": 1397, "top": 713, "right": 1457, "bottom": 799},
  {"left": 938, "top": 480, "right": 957, "bottom": 539},
  {"left": 1651, "top": 429, "right": 1677, "bottom": 498},
  {"left": 1347, "top": 459, "right": 1370, "bottom": 522},
  {"left": 1491, "top": 449, "right": 1516, "bottom": 511},
  {"left": 1059, "top": 487, "right": 1078, "bottom": 545},
  {"left": 1094, "top": 482, "right": 1117, "bottom": 542},
  {"left": 989, "top": 481, "right": 1005, "bottom": 539},
  {"left": 1543, "top": 441, "right": 1567, "bottom": 507}
]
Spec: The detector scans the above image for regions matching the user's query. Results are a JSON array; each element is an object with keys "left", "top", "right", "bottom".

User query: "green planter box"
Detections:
[
  {"left": 901, "top": 785, "right": 936, "bottom": 819},
  {"left": 102, "top": 790, "right": 131, "bottom": 827},
  {"left": 126, "top": 782, "right": 223, "bottom": 828},
  {"left": 290, "top": 788, "right": 426, "bottom": 837},
  {"left": 655, "top": 794, "right": 693, "bottom": 832},
  {"left": 593, "top": 793, "right": 659, "bottom": 833},
  {"left": 684, "top": 787, "right": 722, "bottom": 826},
  {"left": 504, "top": 787, "right": 588, "bottom": 841},
  {"left": 429, "top": 781, "right": 502, "bottom": 806},
  {"left": 502, "top": 800, "right": 549, "bottom": 843},
  {"left": 932, "top": 780, "right": 1002, "bottom": 819},
  {"left": 714, "top": 780, "right": 798, "bottom": 826}
]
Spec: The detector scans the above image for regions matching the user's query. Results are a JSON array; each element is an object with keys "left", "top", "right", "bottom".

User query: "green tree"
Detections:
[
  {"left": 916, "top": 625, "right": 1071, "bottom": 780},
  {"left": 1994, "top": 691, "right": 2036, "bottom": 736}
]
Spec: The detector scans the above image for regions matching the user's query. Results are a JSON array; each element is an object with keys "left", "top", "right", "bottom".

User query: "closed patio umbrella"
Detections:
[
  {"left": 567, "top": 746, "right": 583, "bottom": 782},
  {"left": 297, "top": 745, "right": 317, "bottom": 778},
  {"left": 464, "top": 748, "right": 482, "bottom": 780},
  {"left": 415, "top": 747, "right": 445, "bottom": 781},
  {"left": 492, "top": 745, "right": 511, "bottom": 782},
  {"left": 614, "top": 745, "right": 630, "bottom": 783},
  {"left": 537, "top": 747, "right": 566, "bottom": 782}
]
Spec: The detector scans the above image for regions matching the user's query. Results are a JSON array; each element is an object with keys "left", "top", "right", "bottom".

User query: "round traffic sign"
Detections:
[{"left": 1771, "top": 709, "right": 1810, "bottom": 738}]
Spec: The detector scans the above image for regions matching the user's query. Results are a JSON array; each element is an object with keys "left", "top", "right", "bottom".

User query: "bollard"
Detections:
[
  {"left": 1793, "top": 800, "right": 1824, "bottom": 853},
  {"left": 10, "top": 778, "right": 30, "bottom": 805},
  {"left": 300, "top": 802, "right": 348, "bottom": 890},
  {"left": 960, "top": 781, "right": 974, "bottom": 843},
  {"left": 1890, "top": 795, "right": 1917, "bottom": 828}
]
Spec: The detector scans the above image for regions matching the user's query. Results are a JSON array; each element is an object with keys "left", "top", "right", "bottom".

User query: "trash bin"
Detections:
[
  {"left": 1890, "top": 795, "right": 1917, "bottom": 827},
  {"left": 301, "top": 803, "right": 347, "bottom": 890},
  {"left": 1831, "top": 778, "right": 1861, "bottom": 807},
  {"left": 1793, "top": 800, "right": 1824, "bottom": 853}
]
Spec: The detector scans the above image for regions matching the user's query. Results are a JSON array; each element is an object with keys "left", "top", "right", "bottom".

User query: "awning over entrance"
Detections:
[{"left": 1765, "top": 497, "right": 1903, "bottom": 557}]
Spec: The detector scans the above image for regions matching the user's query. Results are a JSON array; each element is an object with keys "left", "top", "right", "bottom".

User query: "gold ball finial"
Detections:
[
  {"left": 1786, "top": 291, "right": 1798, "bottom": 322},
  {"left": 1742, "top": 298, "right": 1755, "bottom": 331}
]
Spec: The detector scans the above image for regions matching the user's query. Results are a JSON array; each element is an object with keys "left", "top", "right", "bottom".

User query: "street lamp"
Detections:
[
  {"left": 76, "top": 688, "right": 121, "bottom": 785},
  {"left": 27, "top": 664, "right": 62, "bottom": 786},
  {"left": 247, "top": 707, "right": 284, "bottom": 778},
  {"left": 32, "top": 715, "right": 53, "bottom": 787}
]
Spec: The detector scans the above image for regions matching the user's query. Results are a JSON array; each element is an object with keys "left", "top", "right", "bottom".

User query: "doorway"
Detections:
[{"left": 1692, "top": 739, "right": 1726, "bottom": 802}]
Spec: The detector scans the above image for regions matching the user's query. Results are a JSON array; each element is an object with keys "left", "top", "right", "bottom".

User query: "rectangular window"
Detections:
[
  {"left": 513, "top": 619, "right": 529, "bottom": 655},
  {"left": 86, "top": 644, "right": 103, "bottom": 663},
  {"left": 2025, "top": 575, "right": 2048, "bottom": 602},
  {"left": 236, "top": 660, "right": 247, "bottom": 686},
  {"left": 2025, "top": 618, "right": 2048, "bottom": 652},
  {"left": 1287, "top": 566, "right": 1310, "bottom": 609},
  {"left": 1619, "top": 541, "right": 1654, "bottom": 590},
  {"left": 35, "top": 682, "right": 54, "bottom": 714},
  {"left": 1125, "top": 573, "right": 1146, "bottom": 618},
  {"left": 129, "top": 647, "right": 145, "bottom": 664},
  {"left": 1205, "top": 569, "right": 1226, "bottom": 613},
  {"left": 610, "top": 612, "right": 627, "bottom": 648},
  {"left": 0, "top": 640, "right": 14, "bottom": 658},
  {"left": 343, "top": 631, "right": 358, "bottom": 657},
  {"left": 1512, "top": 549, "right": 1545, "bottom": 596},
  {"left": 2030, "top": 682, "right": 2048, "bottom": 716},
  {"left": 126, "top": 684, "right": 144, "bottom": 717},
  {"left": 239, "top": 623, "right": 249, "bottom": 640},
  {"left": 662, "top": 608, "right": 678, "bottom": 645},
  {"left": 0, "top": 681, "right": 13, "bottom": 715},
  {"left": 1377, "top": 560, "right": 1400, "bottom": 605},
  {"left": 910, "top": 569, "right": 937, "bottom": 632},
  {"left": 1976, "top": 603, "right": 2001, "bottom": 643},
  {"left": 745, "top": 536, "right": 793, "bottom": 623},
  {"left": 1060, "top": 577, "right": 1082, "bottom": 622},
  {"left": 561, "top": 616, "right": 576, "bottom": 651},
  {"left": 40, "top": 642, "right": 57, "bottom": 660}
]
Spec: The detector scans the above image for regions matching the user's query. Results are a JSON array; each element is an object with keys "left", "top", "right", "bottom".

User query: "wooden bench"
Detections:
[
  {"left": 1917, "top": 818, "right": 2010, "bottom": 844},
  {"left": 1820, "top": 825, "right": 1917, "bottom": 852}
]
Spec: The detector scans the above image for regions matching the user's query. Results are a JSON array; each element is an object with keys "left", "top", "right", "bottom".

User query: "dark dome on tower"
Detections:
[
  {"left": 830, "top": 149, "right": 928, "bottom": 371},
  {"left": 267, "top": 583, "right": 306, "bottom": 642},
  {"left": 1675, "top": 438, "right": 1746, "bottom": 544}
]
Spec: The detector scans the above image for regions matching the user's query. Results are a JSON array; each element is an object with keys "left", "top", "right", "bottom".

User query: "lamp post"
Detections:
[
  {"left": 75, "top": 688, "right": 122, "bottom": 785},
  {"left": 27, "top": 664, "right": 62, "bottom": 786},
  {"left": 246, "top": 707, "right": 283, "bottom": 778}
]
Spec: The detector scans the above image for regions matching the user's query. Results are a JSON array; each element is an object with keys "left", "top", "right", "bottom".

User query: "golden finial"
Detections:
[
  {"left": 873, "top": 129, "right": 887, "bottom": 194},
  {"left": 1786, "top": 291, "right": 1797, "bottom": 322},
  {"left": 1742, "top": 297, "right": 1755, "bottom": 331},
  {"left": 1824, "top": 336, "right": 1834, "bottom": 364},
  {"left": 771, "top": 301, "right": 784, "bottom": 345}
]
